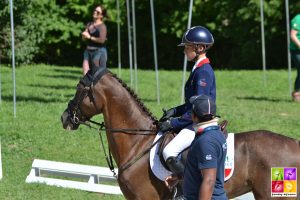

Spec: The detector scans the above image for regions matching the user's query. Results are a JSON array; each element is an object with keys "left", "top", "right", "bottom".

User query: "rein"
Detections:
[
  {"left": 86, "top": 119, "right": 158, "bottom": 134},
  {"left": 79, "top": 119, "right": 163, "bottom": 177}
]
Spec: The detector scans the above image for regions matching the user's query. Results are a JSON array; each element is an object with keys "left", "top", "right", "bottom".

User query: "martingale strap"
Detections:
[{"left": 81, "top": 120, "right": 159, "bottom": 177}]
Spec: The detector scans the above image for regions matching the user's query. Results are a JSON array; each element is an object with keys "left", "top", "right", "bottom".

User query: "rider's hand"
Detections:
[
  {"left": 159, "top": 108, "right": 176, "bottom": 122},
  {"left": 159, "top": 120, "right": 173, "bottom": 132},
  {"left": 165, "top": 175, "right": 179, "bottom": 191}
]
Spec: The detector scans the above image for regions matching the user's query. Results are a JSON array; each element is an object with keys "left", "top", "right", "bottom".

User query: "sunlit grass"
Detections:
[{"left": 0, "top": 64, "right": 298, "bottom": 199}]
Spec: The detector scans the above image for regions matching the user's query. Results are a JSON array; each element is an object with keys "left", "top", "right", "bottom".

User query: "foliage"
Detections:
[
  {"left": 0, "top": 64, "right": 299, "bottom": 199},
  {"left": 1, "top": 0, "right": 300, "bottom": 68}
]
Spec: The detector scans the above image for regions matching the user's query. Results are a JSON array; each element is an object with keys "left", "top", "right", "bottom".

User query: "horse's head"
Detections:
[
  {"left": 61, "top": 83, "right": 102, "bottom": 130},
  {"left": 61, "top": 68, "right": 158, "bottom": 133}
]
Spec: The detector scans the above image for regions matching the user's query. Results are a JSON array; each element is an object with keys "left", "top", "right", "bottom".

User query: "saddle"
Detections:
[{"left": 157, "top": 120, "right": 228, "bottom": 170}]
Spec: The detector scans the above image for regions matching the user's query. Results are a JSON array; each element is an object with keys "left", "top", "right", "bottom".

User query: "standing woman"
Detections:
[{"left": 81, "top": 5, "right": 108, "bottom": 75}]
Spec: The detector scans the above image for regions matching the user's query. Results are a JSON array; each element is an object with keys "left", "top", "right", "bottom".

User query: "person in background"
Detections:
[
  {"left": 158, "top": 26, "right": 216, "bottom": 194},
  {"left": 290, "top": 13, "right": 300, "bottom": 102},
  {"left": 165, "top": 95, "right": 228, "bottom": 200},
  {"left": 81, "top": 5, "right": 108, "bottom": 75}
]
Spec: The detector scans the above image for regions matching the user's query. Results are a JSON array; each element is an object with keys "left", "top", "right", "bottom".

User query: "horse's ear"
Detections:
[{"left": 219, "top": 120, "right": 228, "bottom": 138}]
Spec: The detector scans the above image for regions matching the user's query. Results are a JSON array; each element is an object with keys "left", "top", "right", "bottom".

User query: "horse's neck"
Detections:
[{"left": 97, "top": 75, "right": 156, "bottom": 166}]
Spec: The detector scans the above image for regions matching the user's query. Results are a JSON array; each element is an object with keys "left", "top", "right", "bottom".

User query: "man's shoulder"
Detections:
[
  {"left": 196, "top": 130, "right": 225, "bottom": 143},
  {"left": 292, "top": 14, "right": 300, "bottom": 28},
  {"left": 292, "top": 14, "right": 300, "bottom": 21}
]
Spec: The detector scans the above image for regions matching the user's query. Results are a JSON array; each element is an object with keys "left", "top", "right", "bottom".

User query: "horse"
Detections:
[{"left": 61, "top": 69, "right": 300, "bottom": 200}]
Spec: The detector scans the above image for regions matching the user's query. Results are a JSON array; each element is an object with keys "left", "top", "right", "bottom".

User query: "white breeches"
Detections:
[{"left": 163, "top": 128, "right": 195, "bottom": 161}]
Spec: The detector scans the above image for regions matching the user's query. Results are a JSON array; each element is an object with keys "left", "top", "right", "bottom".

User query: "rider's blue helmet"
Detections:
[{"left": 178, "top": 26, "right": 214, "bottom": 51}]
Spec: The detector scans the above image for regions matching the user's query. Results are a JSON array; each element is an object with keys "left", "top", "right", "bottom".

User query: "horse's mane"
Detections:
[{"left": 110, "top": 72, "right": 158, "bottom": 123}]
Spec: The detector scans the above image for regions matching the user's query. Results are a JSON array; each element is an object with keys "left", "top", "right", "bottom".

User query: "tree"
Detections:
[{"left": 0, "top": 0, "right": 298, "bottom": 69}]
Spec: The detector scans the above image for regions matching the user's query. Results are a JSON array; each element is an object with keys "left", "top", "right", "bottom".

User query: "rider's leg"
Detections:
[
  {"left": 163, "top": 128, "right": 195, "bottom": 160},
  {"left": 163, "top": 128, "right": 194, "bottom": 199},
  {"left": 163, "top": 128, "right": 195, "bottom": 176}
]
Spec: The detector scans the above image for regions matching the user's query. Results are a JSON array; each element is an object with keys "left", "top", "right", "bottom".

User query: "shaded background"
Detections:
[{"left": 0, "top": 0, "right": 299, "bottom": 70}]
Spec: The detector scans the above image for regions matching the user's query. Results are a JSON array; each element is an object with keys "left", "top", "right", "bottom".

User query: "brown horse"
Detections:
[{"left": 61, "top": 69, "right": 300, "bottom": 200}]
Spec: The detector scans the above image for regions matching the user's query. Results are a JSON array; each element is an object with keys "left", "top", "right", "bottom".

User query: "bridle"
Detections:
[
  {"left": 66, "top": 67, "right": 109, "bottom": 127},
  {"left": 67, "top": 85, "right": 91, "bottom": 126},
  {"left": 65, "top": 71, "right": 164, "bottom": 178},
  {"left": 67, "top": 83, "right": 158, "bottom": 133}
]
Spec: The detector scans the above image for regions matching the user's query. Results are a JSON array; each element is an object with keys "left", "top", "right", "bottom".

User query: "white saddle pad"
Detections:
[
  {"left": 149, "top": 132, "right": 172, "bottom": 181},
  {"left": 150, "top": 132, "right": 235, "bottom": 182},
  {"left": 225, "top": 133, "right": 234, "bottom": 181}
]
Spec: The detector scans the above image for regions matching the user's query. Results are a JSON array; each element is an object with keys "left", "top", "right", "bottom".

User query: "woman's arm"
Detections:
[
  {"left": 82, "top": 23, "right": 91, "bottom": 40},
  {"left": 291, "top": 29, "right": 300, "bottom": 49}
]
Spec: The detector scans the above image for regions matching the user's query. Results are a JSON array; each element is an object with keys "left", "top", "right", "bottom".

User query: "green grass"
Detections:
[{"left": 0, "top": 64, "right": 298, "bottom": 199}]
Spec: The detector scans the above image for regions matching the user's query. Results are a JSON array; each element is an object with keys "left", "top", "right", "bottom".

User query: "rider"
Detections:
[{"left": 159, "top": 26, "right": 217, "bottom": 181}]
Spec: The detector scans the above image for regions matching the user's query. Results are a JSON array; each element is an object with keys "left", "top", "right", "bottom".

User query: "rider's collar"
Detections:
[{"left": 192, "top": 57, "right": 209, "bottom": 72}]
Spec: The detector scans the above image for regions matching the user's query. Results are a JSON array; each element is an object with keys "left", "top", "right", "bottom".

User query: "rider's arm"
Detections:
[
  {"left": 193, "top": 69, "right": 215, "bottom": 101},
  {"left": 173, "top": 104, "right": 189, "bottom": 116},
  {"left": 170, "top": 116, "right": 193, "bottom": 132}
]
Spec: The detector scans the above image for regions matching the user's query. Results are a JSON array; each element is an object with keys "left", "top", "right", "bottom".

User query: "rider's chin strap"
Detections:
[
  {"left": 192, "top": 45, "right": 204, "bottom": 62},
  {"left": 192, "top": 44, "right": 212, "bottom": 62}
]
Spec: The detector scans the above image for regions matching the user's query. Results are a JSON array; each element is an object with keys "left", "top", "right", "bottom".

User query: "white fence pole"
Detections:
[
  {"left": 285, "top": 0, "right": 292, "bottom": 95},
  {"left": 9, "top": 0, "right": 17, "bottom": 117},
  {"left": 0, "top": 138, "right": 2, "bottom": 180},
  {"left": 181, "top": 0, "right": 194, "bottom": 103},
  {"left": 260, "top": 0, "right": 267, "bottom": 86},
  {"left": 150, "top": 0, "right": 160, "bottom": 104}
]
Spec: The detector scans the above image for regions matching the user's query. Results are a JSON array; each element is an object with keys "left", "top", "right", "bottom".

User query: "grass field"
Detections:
[{"left": 0, "top": 64, "right": 298, "bottom": 200}]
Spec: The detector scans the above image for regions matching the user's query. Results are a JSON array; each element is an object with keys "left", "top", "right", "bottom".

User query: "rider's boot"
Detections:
[{"left": 166, "top": 157, "right": 185, "bottom": 200}]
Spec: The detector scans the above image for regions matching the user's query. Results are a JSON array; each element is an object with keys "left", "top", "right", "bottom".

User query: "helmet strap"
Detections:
[
  {"left": 192, "top": 45, "right": 204, "bottom": 62},
  {"left": 192, "top": 53, "right": 200, "bottom": 62}
]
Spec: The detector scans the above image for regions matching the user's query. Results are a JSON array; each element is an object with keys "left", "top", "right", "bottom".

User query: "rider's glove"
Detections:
[
  {"left": 159, "top": 108, "right": 176, "bottom": 122},
  {"left": 159, "top": 119, "right": 173, "bottom": 132}
]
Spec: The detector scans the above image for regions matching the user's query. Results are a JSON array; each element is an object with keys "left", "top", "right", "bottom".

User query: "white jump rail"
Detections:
[
  {"left": 26, "top": 159, "right": 122, "bottom": 195},
  {"left": 25, "top": 159, "right": 254, "bottom": 198}
]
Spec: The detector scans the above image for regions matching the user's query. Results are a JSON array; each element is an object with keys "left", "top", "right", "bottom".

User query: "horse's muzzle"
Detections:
[{"left": 61, "top": 111, "right": 79, "bottom": 131}]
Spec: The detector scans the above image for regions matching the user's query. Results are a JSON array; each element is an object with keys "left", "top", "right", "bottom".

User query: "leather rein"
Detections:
[{"left": 81, "top": 119, "right": 164, "bottom": 177}]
